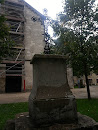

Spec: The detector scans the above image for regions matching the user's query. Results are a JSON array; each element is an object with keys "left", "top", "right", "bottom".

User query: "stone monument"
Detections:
[
  {"left": 29, "top": 54, "right": 77, "bottom": 126},
  {"left": 5, "top": 54, "right": 98, "bottom": 130}
]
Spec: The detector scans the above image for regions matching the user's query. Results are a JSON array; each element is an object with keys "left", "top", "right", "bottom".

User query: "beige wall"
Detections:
[
  {"left": 24, "top": 5, "right": 45, "bottom": 60},
  {"left": 24, "top": 61, "right": 33, "bottom": 90},
  {"left": 74, "top": 73, "right": 98, "bottom": 86},
  {"left": 67, "top": 68, "right": 74, "bottom": 88},
  {"left": 0, "top": 64, "right": 6, "bottom": 93},
  {"left": 24, "top": 4, "right": 45, "bottom": 90},
  {"left": 88, "top": 73, "right": 98, "bottom": 85}
]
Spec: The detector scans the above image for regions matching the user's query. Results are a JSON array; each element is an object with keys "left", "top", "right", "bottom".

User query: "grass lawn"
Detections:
[
  {"left": 0, "top": 99, "right": 98, "bottom": 130},
  {"left": 77, "top": 99, "right": 98, "bottom": 122},
  {"left": 0, "top": 102, "right": 28, "bottom": 130}
]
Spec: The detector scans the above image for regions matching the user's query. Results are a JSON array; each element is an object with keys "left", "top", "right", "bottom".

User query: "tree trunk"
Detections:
[{"left": 84, "top": 72, "right": 91, "bottom": 100}]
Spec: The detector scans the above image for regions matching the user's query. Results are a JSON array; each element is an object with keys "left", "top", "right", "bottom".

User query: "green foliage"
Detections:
[
  {"left": 52, "top": 0, "right": 98, "bottom": 77},
  {"left": 0, "top": 0, "right": 4, "bottom": 4},
  {"left": 0, "top": 8, "right": 15, "bottom": 61}
]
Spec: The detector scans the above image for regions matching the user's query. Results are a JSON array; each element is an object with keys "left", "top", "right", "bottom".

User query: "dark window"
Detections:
[
  {"left": 96, "top": 79, "right": 98, "bottom": 83},
  {"left": 88, "top": 79, "right": 92, "bottom": 86}
]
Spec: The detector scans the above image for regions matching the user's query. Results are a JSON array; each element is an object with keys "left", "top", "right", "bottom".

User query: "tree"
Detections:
[
  {"left": 0, "top": 1, "right": 14, "bottom": 61},
  {"left": 52, "top": 0, "right": 98, "bottom": 99}
]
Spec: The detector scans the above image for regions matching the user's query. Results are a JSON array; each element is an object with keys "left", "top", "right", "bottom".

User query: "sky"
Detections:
[
  {"left": 25, "top": 0, "right": 98, "bottom": 37},
  {"left": 25, "top": 0, "right": 64, "bottom": 19},
  {"left": 25, "top": 0, "right": 98, "bottom": 19}
]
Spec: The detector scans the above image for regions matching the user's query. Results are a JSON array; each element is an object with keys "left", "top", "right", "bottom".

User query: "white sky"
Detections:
[
  {"left": 25, "top": 0, "right": 98, "bottom": 19},
  {"left": 24, "top": 0, "right": 98, "bottom": 37},
  {"left": 25, "top": 0, "right": 64, "bottom": 19}
]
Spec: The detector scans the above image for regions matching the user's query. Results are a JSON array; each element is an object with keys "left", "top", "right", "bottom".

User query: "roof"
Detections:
[{"left": 24, "top": 1, "right": 46, "bottom": 20}]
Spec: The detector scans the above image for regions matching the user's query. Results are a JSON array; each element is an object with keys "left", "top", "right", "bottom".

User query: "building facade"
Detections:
[
  {"left": 74, "top": 72, "right": 98, "bottom": 87},
  {"left": 0, "top": 0, "right": 45, "bottom": 93}
]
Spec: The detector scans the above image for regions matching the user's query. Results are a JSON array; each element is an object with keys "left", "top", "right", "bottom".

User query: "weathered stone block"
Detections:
[
  {"left": 4, "top": 112, "right": 98, "bottom": 130},
  {"left": 30, "top": 96, "right": 77, "bottom": 125},
  {"left": 29, "top": 54, "right": 77, "bottom": 126}
]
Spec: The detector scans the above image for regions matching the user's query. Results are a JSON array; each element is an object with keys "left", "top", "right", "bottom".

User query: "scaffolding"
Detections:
[
  {"left": 0, "top": 61, "right": 25, "bottom": 77},
  {"left": 0, "top": 0, "right": 25, "bottom": 78}
]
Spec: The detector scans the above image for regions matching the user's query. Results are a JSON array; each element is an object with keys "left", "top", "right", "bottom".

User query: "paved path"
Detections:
[
  {"left": 72, "top": 86, "right": 98, "bottom": 99},
  {"left": 0, "top": 86, "right": 98, "bottom": 104}
]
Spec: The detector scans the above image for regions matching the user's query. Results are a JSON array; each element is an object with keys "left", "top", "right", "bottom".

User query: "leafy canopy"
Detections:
[
  {"left": 52, "top": 0, "right": 98, "bottom": 76},
  {"left": 0, "top": 1, "right": 14, "bottom": 61}
]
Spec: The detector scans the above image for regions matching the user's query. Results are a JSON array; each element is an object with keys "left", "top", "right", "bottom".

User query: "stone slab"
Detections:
[
  {"left": 30, "top": 54, "right": 67, "bottom": 64},
  {"left": 35, "top": 86, "right": 72, "bottom": 100},
  {"left": 4, "top": 112, "right": 98, "bottom": 130},
  {"left": 29, "top": 96, "right": 77, "bottom": 125}
]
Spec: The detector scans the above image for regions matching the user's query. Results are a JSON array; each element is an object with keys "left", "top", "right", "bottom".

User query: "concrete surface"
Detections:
[
  {"left": 0, "top": 86, "right": 98, "bottom": 104},
  {"left": 72, "top": 86, "right": 98, "bottom": 99}
]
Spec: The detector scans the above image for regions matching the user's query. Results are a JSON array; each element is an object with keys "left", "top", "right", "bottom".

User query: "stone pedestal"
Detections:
[{"left": 29, "top": 54, "right": 77, "bottom": 126}]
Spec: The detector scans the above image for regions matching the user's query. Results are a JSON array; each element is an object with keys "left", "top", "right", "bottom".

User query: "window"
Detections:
[
  {"left": 96, "top": 79, "right": 98, "bottom": 84},
  {"left": 88, "top": 79, "right": 92, "bottom": 85}
]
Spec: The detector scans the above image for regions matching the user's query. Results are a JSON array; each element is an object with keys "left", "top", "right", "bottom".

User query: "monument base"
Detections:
[
  {"left": 29, "top": 54, "right": 78, "bottom": 126},
  {"left": 29, "top": 94, "right": 77, "bottom": 125},
  {"left": 5, "top": 112, "right": 98, "bottom": 130}
]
